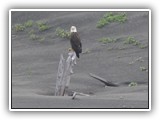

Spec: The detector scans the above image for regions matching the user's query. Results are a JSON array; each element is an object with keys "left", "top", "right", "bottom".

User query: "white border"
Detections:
[
  {"left": 9, "top": 9, "right": 12, "bottom": 111},
  {"left": 149, "top": 9, "right": 151, "bottom": 111},
  {"left": 9, "top": 9, "right": 151, "bottom": 111},
  {"left": 10, "top": 9, "right": 150, "bottom": 11}
]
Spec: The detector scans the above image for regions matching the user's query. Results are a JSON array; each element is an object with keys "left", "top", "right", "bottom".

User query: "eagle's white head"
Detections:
[{"left": 70, "top": 26, "right": 77, "bottom": 33}]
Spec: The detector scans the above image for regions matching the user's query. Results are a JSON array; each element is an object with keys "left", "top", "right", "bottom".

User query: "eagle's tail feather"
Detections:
[{"left": 75, "top": 52, "right": 79, "bottom": 58}]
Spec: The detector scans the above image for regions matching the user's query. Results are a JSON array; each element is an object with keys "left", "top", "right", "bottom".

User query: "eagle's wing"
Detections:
[
  {"left": 76, "top": 33, "right": 82, "bottom": 53},
  {"left": 70, "top": 33, "right": 82, "bottom": 52}
]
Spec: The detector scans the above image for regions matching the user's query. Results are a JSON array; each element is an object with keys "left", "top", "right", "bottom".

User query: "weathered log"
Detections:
[
  {"left": 55, "top": 54, "right": 65, "bottom": 96},
  {"left": 89, "top": 73, "right": 119, "bottom": 87},
  {"left": 55, "top": 51, "right": 77, "bottom": 96}
]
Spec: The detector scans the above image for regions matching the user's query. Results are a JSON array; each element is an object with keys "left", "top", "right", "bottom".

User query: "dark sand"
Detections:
[{"left": 11, "top": 11, "right": 149, "bottom": 109}]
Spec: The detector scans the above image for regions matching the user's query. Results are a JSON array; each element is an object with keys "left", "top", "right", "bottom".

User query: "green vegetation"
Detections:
[
  {"left": 98, "top": 37, "right": 116, "bottom": 44},
  {"left": 14, "top": 20, "right": 33, "bottom": 32},
  {"left": 128, "top": 82, "right": 137, "bottom": 87},
  {"left": 55, "top": 27, "right": 71, "bottom": 39},
  {"left": 36, "top": 20, "right": 47, "bottom": 26},
  {"left": 28, "top": 29, "right": 35, "bottom": 35},
  {"left": 140, "top": 66, "right": 148, "bottom": 72},
  {"left": 29, "top": 34, "right": 40, "bottom": 40},
  {"left": 98, "top": 36, "right": 148, "bottom": 51},
  {"left": 24, "top": 20, "right": 33, "bottom": 27},
  {"left": 124, "top": 36, "right": 148, "bottom": 49},
  {"left": 39, "top": 25, "right": 50, "bottom": 31},
  {"left": 97, "top": 12, "right": 127, "bottom": 28},
  {"left": 13, "top": 19, "right": 52, "bottom": 42},
  {"left": 36, "top": 20, "right": 50, "bottom": 31},
  {"left": 124, "top": 36, "right": 140, "bottom": 46},
  {"left": 139, "top": 44, "right": 148, "bottom": 49},
  {"left": 14, "top": 19, "right": 50, "bottom": 32},
  {"left": 29, "top": 34, "right": 45, "bottom": 41},
  {"left": 39, "top": 37, "right": 45, "bottom": 42},
  {"left": 14, "top": 24, "right": 25, "bottom": 32}
]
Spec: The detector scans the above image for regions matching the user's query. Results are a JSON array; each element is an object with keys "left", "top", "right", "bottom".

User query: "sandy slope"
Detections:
[{"left": 11, "top": 11, "right": 149, "bottom": 109}]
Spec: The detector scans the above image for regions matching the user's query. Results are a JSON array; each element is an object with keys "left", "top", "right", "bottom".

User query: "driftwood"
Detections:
[
  {"left": 89, "top": 73, "right": 119, "bottom": 87},
  {"left": 55, "top": 54, "right": 65, "bottom": 96},
  {"left": 72, "top": 91, "right": 90, "bottom": 100},
  {"left": 55, "top": 51, "right": 77, "bottom": 96}
]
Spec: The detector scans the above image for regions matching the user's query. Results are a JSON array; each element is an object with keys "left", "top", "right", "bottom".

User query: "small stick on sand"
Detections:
[
  {"left": 89, "top": 73, "right": 119, "bottom": 87},
  {"left": 72, "top": 91, "right": 90, "bottom": 100}
]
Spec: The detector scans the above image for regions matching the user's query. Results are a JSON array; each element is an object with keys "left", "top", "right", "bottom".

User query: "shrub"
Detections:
[
  {"left": 14, "top": 24, "right": 25, "bottom": 32},
  {"left": 28, "top": 29, "right": 35, "bottom": 35},
  {"left": 140, "top": 66, "right": 147, "bottom": 71},
  {"left": 29, "top": 34, "right": 40, "bottom": 40},
  {"left": 55, "top": 27, "right": 71, "bottom": 39},
  {"left": 39, "top": 24, "right": 50, "bottom": 31},
  {"left": 24, "top": 20, "right": 33, "bottom": 27},
  {"left": 139, "top": 44, "right": 148, "bottom": 49},
  {"left": 36, "top": 20, "right": 50, "bottom": 31},
  {"left": 124, "top": 36, "right": 140, "bottom": 46},
  {"left": 98, "top": 37, "right": 116, "bottom": 44},
  {"left": 128, "top": 82, "right": 137, "bottom": 87},
  {"left": 97, "top": 12, "right": 127, "bottom": 28}
]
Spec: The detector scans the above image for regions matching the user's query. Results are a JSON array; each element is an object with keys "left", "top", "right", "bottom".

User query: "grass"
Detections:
[
  {"left": 36, "top": 20, "right": 50, "bottom": 31},
  {"left": 98, "top": 36, "right": 148, "bottom": 51},
  {"left": 29, "top": 34, "right": 40, "bottom": 40},
  {"left": 29, "top": 34, "right": 45, "bottom": 41},
  {"left": 24, "top": 20, "right": 33, "bottom": 27},
  {"left": 140, "top": 66, "right": 148, "bottom": 72},
  {"left": 36, "top": 20, "right": 47, "bottom": 26},
  {"left": 13, "top": 19, "right": 51, "bottom": 42},
  {"left": 128, "top": 82, "right": 137, "bottom": 87},
  {"left": 123, "top": 36, "right": 140, "bottom": 46},
  {"left": 139, "top": 44, "right": 148, "bottom": 49},
  {"left": 14, "top": 24, "right": 25, "bottom": 32},
  {"left": 124, "top": 36, "right": 149, "bottom": 49},
  {"left": 55, "top": 27, "right": 71, "bottom": 39},
  {"left": 39, "top": 37, "right": 45, "bottom": 42},
  {"left": 28, "top": 29, "right": 35, "bottom": 35},
  {"left": 38, "top": 24, "right": 50, "bottom": 31},
  {"left": 97, "top": 12, "right": 127, "bottom": 28},
  {"left": 14, "top": 20, "right": 33, "bottom": 32},
  {"left": 98, "top": 37, "right": 116, "bottom": 44}
]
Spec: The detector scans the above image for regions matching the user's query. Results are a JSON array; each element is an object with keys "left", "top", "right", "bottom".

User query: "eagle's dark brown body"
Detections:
[{"left": 70, "top": 32, "right": 82, "bottom": 58}]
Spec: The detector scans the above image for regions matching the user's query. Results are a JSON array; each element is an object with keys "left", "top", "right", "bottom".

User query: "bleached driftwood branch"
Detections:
[
  {"left": 55, "top": 51, "right": 77, "bottom": 96},
  {"left": 55, "top": 54, "right": 65, "bottom": 96}
]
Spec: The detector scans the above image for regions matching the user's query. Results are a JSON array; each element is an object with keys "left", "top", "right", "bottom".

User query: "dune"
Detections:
[{"left": 11, "top": 10, "right": 149, "bottom": 109}]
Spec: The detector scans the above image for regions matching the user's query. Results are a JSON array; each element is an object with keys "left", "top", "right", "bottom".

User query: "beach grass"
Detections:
[
  {"left": 55, "top": 27, "right": 71, "bottom": 39},
  {"left": 97, "top": 12, "right": 127, "bottom": 28}
]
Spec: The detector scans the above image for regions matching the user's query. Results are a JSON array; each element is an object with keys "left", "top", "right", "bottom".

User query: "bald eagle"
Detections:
[{"left": 70, "top": 26, "right": 82, "bottom": 58}]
